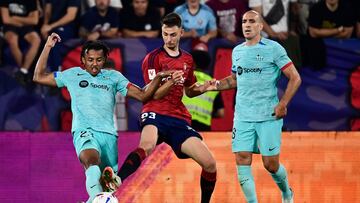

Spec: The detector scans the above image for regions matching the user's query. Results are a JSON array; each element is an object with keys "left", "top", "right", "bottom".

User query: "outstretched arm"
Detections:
[
  {"left": 126, "top": 70, "right": 176, "bottom": 102},
  {"left": 185, "top": 73, "right": 237, "bottom": 98},
  {"left": 273, "top": 65, "right": 301, "bottom": 119},
  {"left": 33, "top": 33, "right": 61, "bottom": 86}
]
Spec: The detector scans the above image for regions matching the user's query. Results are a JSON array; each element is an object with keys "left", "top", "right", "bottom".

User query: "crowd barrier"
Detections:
[{"left": 0, "top": 131, "right": 359, "bottom": 202}]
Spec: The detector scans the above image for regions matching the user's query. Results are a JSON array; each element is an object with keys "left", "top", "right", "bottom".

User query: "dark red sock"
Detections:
[
  {"left": 200, "top": 169, "right": 217, "bottom": 203},
  {"left": 117, "top": 148, "right": 146, "bottom": 181}
]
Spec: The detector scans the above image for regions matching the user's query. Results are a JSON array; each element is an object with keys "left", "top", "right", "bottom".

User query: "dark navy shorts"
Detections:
[
  {"left": 140, "top": 112, "right": 202, "bottom": 159},
  {"left": 3, "top": 25, "right": 35, "bottom": 37}
]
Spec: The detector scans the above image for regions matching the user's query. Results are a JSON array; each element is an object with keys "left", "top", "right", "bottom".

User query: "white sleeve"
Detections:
[
  {"left": 249, "top": 0, "right": 262, "bottom": 8},
  {"left": 110, "top": 0, "right": 123, "bottom": 9}
]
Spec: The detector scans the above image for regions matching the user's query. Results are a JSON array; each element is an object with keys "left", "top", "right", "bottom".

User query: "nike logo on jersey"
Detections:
[{"left": 77, "top": 73, "right": 85, "bottom": 76}]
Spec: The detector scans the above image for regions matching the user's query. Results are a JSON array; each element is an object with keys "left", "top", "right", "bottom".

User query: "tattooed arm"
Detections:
[
  {"left": 195, "top": 73, "right": 237, "bottom": 93},
  {"left": 214, "top": 73, "right": 237, "bottom": 90}
]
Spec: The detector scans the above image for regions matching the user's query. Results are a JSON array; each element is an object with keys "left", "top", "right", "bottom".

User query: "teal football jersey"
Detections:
[
  {"left": 55, "top": 67, "right": 129, "bottom": 135},
  {"left": 231, "top": 38, "right": 292, "bottom": 121}
]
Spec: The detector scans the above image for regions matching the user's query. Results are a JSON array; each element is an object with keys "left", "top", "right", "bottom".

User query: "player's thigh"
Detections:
[
  {"left": 73, "top": 129, "right": 101, "bottom": 159},
  {"left": 181, "top": 137, "right": 216, "bottom": 171},
  {"left": 232, "top": 120, "right": 258, "bottom": 153},
  {"left": 256, "top": 119, "right": 283, "bottom": 156},
  {"left": 139, "top": 124, "right": 159, "bottom": 152}
]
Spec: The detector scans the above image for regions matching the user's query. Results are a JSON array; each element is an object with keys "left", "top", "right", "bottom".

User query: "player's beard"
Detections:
[{"left": 166, "top": 42, "right": 177, "bottom": 51}]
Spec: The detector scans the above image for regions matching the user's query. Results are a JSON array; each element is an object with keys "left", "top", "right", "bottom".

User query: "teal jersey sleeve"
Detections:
[
  {"left": 113, "top": 70, "right": 130, "bottom": 96},
  {"left": 272, "top": 41, "right": 292, "bottom": 69},
  {"left": 54, "top": 67, "right": 80, "bottom": 87}
]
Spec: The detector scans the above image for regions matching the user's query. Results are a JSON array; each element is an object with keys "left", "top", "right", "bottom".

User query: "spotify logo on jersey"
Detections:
[
  {"left": 79, "top": 80, "right": 89, "bottom": 88},
  {"left": 237, "top": 66, "right": 243, "bottom": 75}
]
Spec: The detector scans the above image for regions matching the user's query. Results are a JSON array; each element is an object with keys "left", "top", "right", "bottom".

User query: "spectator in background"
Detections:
[
  {"left": 79, "top": 0, "right": 119, "bottom": 41},
  {"left": 296, "top": 0, "right": 319, "bottom": 36},
  {"left": 249, "top": 0, "right": 297, "bottom": 40},
  {"left": 0, "top": 0, "right": 41, "bottom": 85},
  {"left": 354, "top": 0, "right": 360, "bottom": 38},
  {"left": 206, "top": 0, "right": 248, "bottom": 43},
  {"left": 182, "top": 41, "right": 225, "bottom": 131},
  {"left": 119, "top": 0, "right": 161, "bottom": 38},
  {"left": 161, "top": 0, "right": 185, "bottom": 16},
  {"left": 41, "top": 0, "right": 80, "bottom": 71},
  {"left": 308, "top": 0, "right": 355, "bottom": 39},
  {"left": 122, "top": 0, "right": 166, "bottom": 17},
  {"left": 249, "top": 0, "right": 302, "bottom": 69},
  {"left": 86, "top": 0, "right": 123, "bottom": 12},
  {"left": 303, "top": 0, "right": 356, "bottom": 69},
  {"left": 174, "top": 0, "right": 217, "bottom": 43},
  {"left": 357, "top": 16, "right": 360, "bottom": 38}
]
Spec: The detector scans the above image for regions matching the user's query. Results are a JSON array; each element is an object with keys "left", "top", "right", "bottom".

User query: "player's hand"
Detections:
[
  {"left": 195, "top": 79, "right": 218, "bottom": 92},
  {"left": 45, "top": 33, "right": 61, "bottom": 48},
  {"left": 157, "top": 70, "right": 175, "bottom": 78},
  {"left": 170, "top": 70, "right": 184, "bottom": 85},
  {"left": 272, "top": 102, "right": 287, "bottom": 119}
]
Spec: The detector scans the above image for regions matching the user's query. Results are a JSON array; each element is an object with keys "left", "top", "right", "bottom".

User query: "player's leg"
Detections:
[
  {"left": 73, "top": 130, "right": 102, "bottom": 203},
  {"left": 117, "top": 112, "right": 160, "bottom": 180},
  {"left": 232, "top": 121, "right": 258, "bottom": 203},
  {"left": 257, "top": 120, "right": 293, "bottom": 201},
  {"left": 117, "top": 124, "right": 158, "bottom": 180},
  {"left": 98, "top": 132, "right": 121, "bottom": 192},
  {"left": 181, "top": 136, "right": 217, "bottom": 203},
  {"left": 80, "top": 149, "right": 102, "bottom": 203}
]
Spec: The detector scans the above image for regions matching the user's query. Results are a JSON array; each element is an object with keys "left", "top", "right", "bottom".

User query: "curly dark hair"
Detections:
[{"left": 80, "top": 40, "right": 110, "bottom": 62}]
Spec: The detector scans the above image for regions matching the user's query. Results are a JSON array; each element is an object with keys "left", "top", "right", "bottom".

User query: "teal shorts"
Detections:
[
  {"left": 72, "top": 128, "right": 118, "bottom": 172},
  {"left": 232, "top": 119, "right": 283, "bottom": 156}
]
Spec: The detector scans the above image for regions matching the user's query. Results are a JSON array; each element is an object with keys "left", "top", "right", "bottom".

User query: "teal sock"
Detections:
[
  {"left": 237, "top": 165, "right": 257, "bottom": 203},
  {"left": 270, "top": 164, "right": 292, "bottom": 198},
  {"left": 85, "top": 165, "right": 102, "bottom": 203}
]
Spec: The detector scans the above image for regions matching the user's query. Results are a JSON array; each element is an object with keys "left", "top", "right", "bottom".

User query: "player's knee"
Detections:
[
  {"left": 139, "top": 144, "right": 155, "bottom": 156},
  {"left": 139, "top": 142, "right": 156, "bottom": 156},
  {"left": 79, "top": 150, "right": 100, "bottom": 168},
  {"left": 203, "top": 158, "right": 217, "bottom": 172},
  {"left": 263, "top": 161, "right": 279, "bottom": 173},
  {"left": 235, "top": 152, "right": 252, "bottom": 165}
]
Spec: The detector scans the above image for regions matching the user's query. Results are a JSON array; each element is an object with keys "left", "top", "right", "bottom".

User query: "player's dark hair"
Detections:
[
  {"left": 80, "top": 40, "right": 110, "bottom": 61},
  {"left": 161, "top": 12, "right": 182, "bottom": 28}
]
